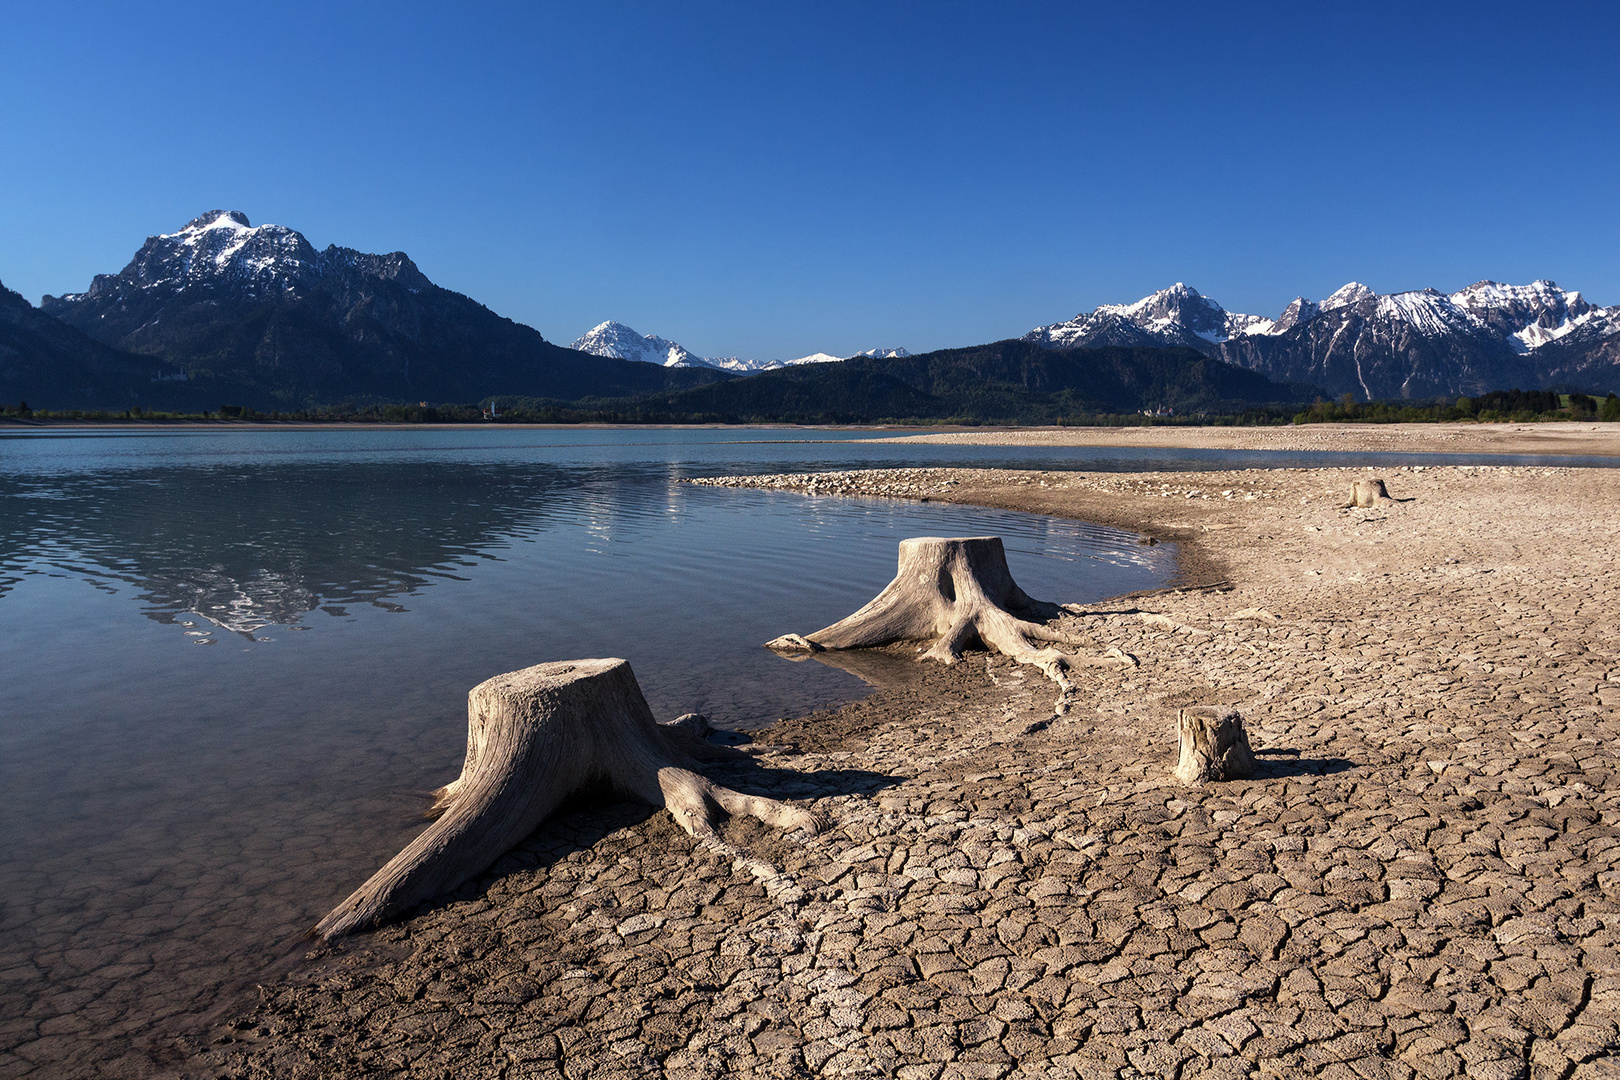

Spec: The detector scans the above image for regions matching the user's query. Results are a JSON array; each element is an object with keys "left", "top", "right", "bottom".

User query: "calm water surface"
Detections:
[
  {"left": 1, "top": 426, "right": 1609, "bottom": 1074},
  {"left": 0, "top": 428, "right": 1176, "bottom": 1075}
]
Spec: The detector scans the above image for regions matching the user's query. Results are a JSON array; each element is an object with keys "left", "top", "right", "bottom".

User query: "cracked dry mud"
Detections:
[{"left": 195, "top": 462, "right": 1620, "bottom": 1080}]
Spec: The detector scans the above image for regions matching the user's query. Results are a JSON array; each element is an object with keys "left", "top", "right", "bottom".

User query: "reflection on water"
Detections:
[
  {"left": 2, "top": 461, "right": 637, "bottom": 635},
  {"left": 0, "top": 429, "right": 1178, "bottom": 1077}
]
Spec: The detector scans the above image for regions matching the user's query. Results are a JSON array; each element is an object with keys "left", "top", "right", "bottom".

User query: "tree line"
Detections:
[
  {"left": 1291, "top": 391, "right": 1620, "bottom": 425},
  {"left": 5, "top": 390, "right": 1619, "bottom": 426}
]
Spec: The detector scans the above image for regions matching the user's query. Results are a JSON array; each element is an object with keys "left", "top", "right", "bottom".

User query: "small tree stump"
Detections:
[
  {"left": 1344, "top": 478, "right": 1393, "bottom": 507},
  {"left": 1173, "top": 707, "right": 1257, "bottom": 785},
  {"left": 315, "top": 658, "right": 816, "bottom": 940},
  {"left": 766, "top": 537, "right": 1110, "bottom": 705}
]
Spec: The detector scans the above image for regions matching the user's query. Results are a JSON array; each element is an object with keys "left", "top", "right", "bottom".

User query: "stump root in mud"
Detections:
[
  {"left": 315, "top": 658, "right": 817, "bottom": 940},
  {"left": 766, "top": 536, "right": 1114, "bottom": 703},
  {"left": 1173, "top": 707, "right": 1257, "bottom": 785},
  {"left": 1344, "top": 478, "right": 1393, "bottom": 508}
]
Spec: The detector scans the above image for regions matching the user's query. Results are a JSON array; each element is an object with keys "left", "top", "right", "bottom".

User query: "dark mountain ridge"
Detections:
[
  {"left": 607, "top": 339, "right": 1320, "bottom": 423},
  {"left": 0, "top": 277, "right": 243, "bottom": 410}
]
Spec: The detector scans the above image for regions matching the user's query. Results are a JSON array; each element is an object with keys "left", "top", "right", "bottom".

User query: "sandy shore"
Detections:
[
  {"left": 869, "top": 421, "right": 1620, "bottom": 459},
  {"left": 203, "top": 449, "right": 1620, "bottom": 1079}
]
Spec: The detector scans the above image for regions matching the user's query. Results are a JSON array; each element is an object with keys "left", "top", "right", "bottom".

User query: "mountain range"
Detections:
[
  {"left": 1025, "top": 281, "right": 1620, "bottom": 400},
  {"left": 27, "top": 211, "right": 730, "bottom": 409},
  {"left": 5, "top": 207, "right": 1617, "bottom": 415},
  {"left": 570, "top": 321, "right": 909, "bottom": 373}
]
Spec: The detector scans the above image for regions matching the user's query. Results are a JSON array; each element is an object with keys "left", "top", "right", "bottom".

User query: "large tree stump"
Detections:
[
  {"left": 767, "top": 537, "right": 1112, "bottom": 707},
  {"left": 1344, "top": 478, "right": 1393, "bottom": 507},
  {"left": 1173, "top": 707, "right": 1257, "bottom": 785},
  {"left": 315, "top": 658, "right": 816, "bottom": 940}
]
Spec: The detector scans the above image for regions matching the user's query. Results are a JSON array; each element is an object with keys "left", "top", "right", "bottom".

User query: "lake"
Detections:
[
  {"left": 1, "top": 425, "right": 1609, "bottom": 1076},
  {"left": 1, "top": 427, "right": 1180, "bottom": 1077}
]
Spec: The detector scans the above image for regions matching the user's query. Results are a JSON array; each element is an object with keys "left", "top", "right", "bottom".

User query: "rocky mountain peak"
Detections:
[
  {"left": 570, "top": 322, "right": 697, "bottom": 368},
  {"left": 319, "top": 246, "right": 431, "bottom": 291},
  {"left": 1274, "top": 297, "right": 1320, "bottom": 333},
  {"left": 1321, "top": 282, "right": 1377, "bottom": 311},
  {"left": 178, "top": 209, "right": 253, "bottom": 232},
  {"left": 1448, "top": 279, "right": 1600, "bottom": 354},
  {"left": 1024, "top": 282, "right": 1277, "bottom": 352},
  {"left": 1098, "top": 282, "right": 1220, "bottom": 323},
  {"left": 41, "top": 212, "right": 448, "bottom": 311}
]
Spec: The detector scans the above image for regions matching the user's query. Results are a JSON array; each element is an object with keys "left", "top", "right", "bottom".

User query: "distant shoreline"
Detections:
[
  {"left": 6, "top": 418, "right": 1620, "bottom": 457},
  {"left": 0, "top": 419, "right": 939, "bottom": 434}
]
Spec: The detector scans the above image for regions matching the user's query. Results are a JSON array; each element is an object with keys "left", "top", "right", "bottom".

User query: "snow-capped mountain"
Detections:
[
  {"left": 1024, "top": 283, "right": 1277, "bottom": 352},
  {"left": 49, "top": 210, "right": 430, "bottom": 306},
  {"left": 571, "top": 321, "right": 909, "bottom": 373},
  {"left": 1448, "top": 280, "right": 1603, "bottom": 353},
  {"left": 1026, "top": 280, "right": 1620, "bottom": 399},
  {"left": 1320, "top": 282, "right": 1377, "bottom": 312},
  {"left": 42, "top": 211, "right": 730, "bottom": 406},
  {"left": 571, "top": 321, "right": 701, "bottom": 368}
]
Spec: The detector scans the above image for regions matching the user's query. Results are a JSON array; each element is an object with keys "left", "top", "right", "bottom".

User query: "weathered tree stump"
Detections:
[
  {"left": 767, "top": 537, "right": 1116, "bottom": 707},
  {"left": 1173, "top": 707, "right": 1257, "bottom": 785},
  {"left": 315, "top": 658, "right": 816, "bottom": 940},
  {"left": 1344, "top": 478, "right": 1393, "bottom": 507}
]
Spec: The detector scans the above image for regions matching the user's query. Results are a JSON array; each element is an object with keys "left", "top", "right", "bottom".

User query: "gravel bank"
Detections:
[{"left": 201, "top": 462, "right": 1620, "bottom": 1080}]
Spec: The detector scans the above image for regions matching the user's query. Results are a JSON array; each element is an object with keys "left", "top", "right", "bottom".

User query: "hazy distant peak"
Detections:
[
  {"left": 572, "top": 321, "right": 910, "bottom": 372},
  {"left": 570, "top": 321, "right": 698, "bottom": 368}
]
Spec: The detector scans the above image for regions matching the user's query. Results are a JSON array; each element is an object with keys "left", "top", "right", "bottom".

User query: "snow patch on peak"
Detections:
[
  {"left": 1095, "top": 282, "right": 1216, "bottom": 321},
  {"left": 1369, "top": 290, "right": 1479, "bottom": 338},
  {"left": 1224, "top": 313, "right": 1279, "bottom": 338},
  {"left": 114, "top": 210, "right": 322, "bottom": 292},
  {"left": 1449, "top": 279, "right": 1573, "bottom": 307},
  {"left": 1321, "top": 282, "right": 1376, "bottom": 311},
  {"left": 171, "top": 210, "right": 252, "bottom": 235},
  {"left": 697, "top": 356, "right": 782, "bottom": 373}
]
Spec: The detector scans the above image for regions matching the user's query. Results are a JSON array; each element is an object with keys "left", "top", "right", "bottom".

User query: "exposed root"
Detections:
[{"left": 767, "top": 536, "right": 1107, "bottom": 714}]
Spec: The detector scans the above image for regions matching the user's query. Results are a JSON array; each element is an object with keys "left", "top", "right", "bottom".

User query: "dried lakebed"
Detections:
[{"left": 204, "top": 464, "right": 1620, "bottom": 1080}]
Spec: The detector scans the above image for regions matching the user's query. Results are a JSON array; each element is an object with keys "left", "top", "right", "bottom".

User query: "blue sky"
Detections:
[{"left": 2, "top": 1, "right": 1616, "bottom": 359}]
